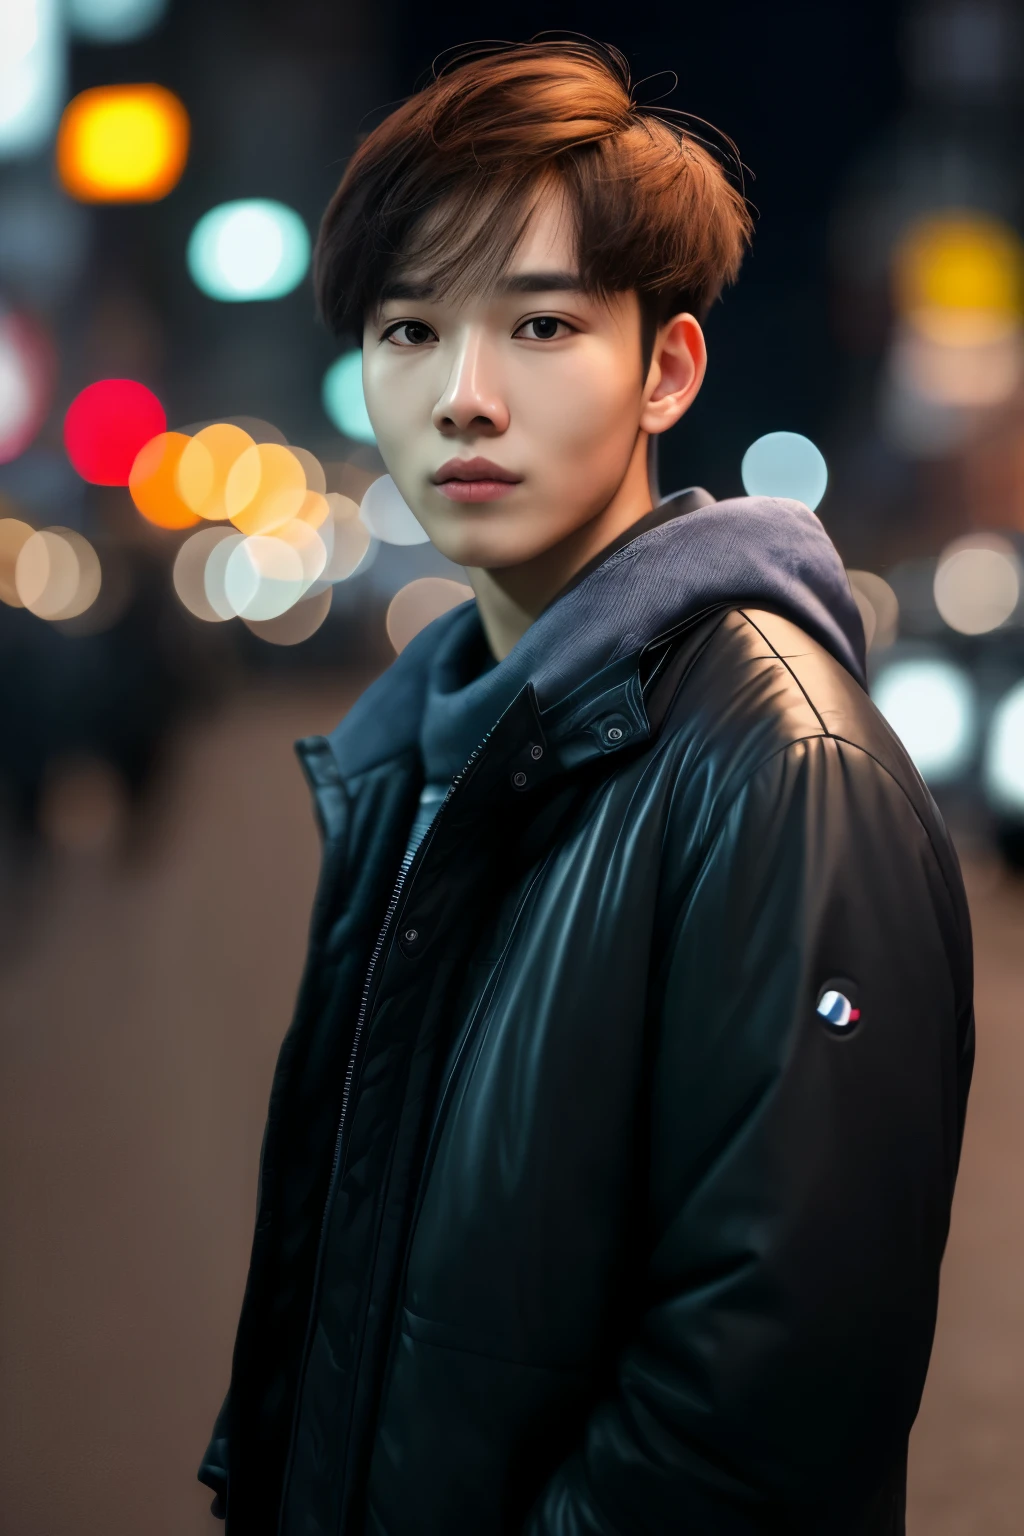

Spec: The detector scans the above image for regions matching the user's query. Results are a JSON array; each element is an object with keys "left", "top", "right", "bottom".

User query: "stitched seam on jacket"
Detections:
[{"left": 735, "top": 609, "right": 832, "bottom": 737}]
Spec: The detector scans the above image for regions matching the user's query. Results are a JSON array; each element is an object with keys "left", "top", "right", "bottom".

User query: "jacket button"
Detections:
[
  {"left": 530, "top": 744, "right": 543, "bottom": 760},
  {"left": 606, "top": 724, "right": 624, "bottom": 742},
  {"left": 512, "top": 770, "right": 528, "bottom": 788},
  {"left": 404, "top": 928, "right": 419, "bottom": 943}
]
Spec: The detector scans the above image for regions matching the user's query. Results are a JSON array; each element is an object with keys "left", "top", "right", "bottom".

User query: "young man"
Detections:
[{"left": 200, "top": 41, "right": 974, "bottom": 1535}]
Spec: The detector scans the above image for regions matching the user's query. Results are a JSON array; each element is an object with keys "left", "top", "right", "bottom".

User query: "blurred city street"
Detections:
[{"left": 0, "top": 681, "right": 1018, "bottom": 1534}]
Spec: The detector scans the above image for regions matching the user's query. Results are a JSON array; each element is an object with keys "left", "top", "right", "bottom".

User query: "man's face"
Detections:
[{"left": 361, "top": 187, "right": 654, "bottom": 571}]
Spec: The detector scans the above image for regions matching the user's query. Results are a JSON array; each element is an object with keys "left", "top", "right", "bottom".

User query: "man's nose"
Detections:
[{"left": 432, "top": 331, "right": 510, "bottom": 436}]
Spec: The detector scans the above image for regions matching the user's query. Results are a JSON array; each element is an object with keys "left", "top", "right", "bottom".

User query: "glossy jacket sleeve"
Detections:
[{"left": 524, "top": 735, "right": 973, "bottom": 1533}]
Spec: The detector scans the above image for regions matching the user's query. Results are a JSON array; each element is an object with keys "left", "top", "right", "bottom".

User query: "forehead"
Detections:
[
  {"left": 506, "top": 185, "right": 576, "bottom": 273},
  {"left": 380, "top": 182, "right": 583, "bottom": 309}
]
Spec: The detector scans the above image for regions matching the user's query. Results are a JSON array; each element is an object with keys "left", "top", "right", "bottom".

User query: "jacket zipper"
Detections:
[
  {"left": 321, "top": 722, "right": 493, "bottom": 1240},
  {"left": 275, "top": 724, "right": 497, "bottom": 1533}
]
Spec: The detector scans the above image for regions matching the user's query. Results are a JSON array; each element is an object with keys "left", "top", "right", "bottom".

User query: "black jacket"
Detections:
[{"left": 200, "top": 604, "right": 974, "bottom": 1535}]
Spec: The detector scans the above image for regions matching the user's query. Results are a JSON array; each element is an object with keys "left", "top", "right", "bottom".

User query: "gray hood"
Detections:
[{"left": 328, "top": 488, "right": 866, "bottom": 785}]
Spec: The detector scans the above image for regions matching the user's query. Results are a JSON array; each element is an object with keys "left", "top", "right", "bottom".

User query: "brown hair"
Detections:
[{"left": 313, "top": 40, "right": 754, "bottom": 363}]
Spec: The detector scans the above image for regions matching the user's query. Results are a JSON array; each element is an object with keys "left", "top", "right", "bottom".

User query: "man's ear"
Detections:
[{"left": 640, "top": 313, "right": 707, "bottom": 436}]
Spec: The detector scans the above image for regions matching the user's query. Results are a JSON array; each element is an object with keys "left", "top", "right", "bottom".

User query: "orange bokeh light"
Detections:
[
  {"left": 176, "top": 422, "right": 254, "bottom": 521},
  {"left": 57, "top": 85, "right": 190, "bottom": 204},
  {"left": 129, "top": 432, "right": 200, "bottom": 529}
]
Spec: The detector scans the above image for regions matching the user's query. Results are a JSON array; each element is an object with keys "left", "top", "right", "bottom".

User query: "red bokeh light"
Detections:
[{"left": 64, "top": 379, "right": 167, "bottom": 486}]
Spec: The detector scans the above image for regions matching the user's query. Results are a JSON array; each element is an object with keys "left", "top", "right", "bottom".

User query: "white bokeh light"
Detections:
[
  {"left": 872, "top": 657, "right": 976, "bottom": 782},
  {"left": 224, "top": 535, "right": 305, "bottom": 620},
  {"left": 0, "top": 0, "right": 64, "bottom": 159},
  {"left": 984, "top": 681, "right": 1024, "bottom": 813},
  {"left": 360, "top": 474, "right": 429, "bottom": 545},
  {"left": 933, "top": 534, "right": 1021, "bottom": 635}
]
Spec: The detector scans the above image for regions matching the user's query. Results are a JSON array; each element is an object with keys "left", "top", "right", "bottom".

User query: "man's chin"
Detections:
[{"left": 412, "top": 505, "right": 553, "bottom": 573}]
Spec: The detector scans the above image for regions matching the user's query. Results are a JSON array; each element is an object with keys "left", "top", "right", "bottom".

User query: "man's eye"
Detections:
[
  {"left": 383, "top": 321, "right": 436, "bottom": 346},
  {"left": 515, "top": 316, "right": 570, "bottom": 341}
]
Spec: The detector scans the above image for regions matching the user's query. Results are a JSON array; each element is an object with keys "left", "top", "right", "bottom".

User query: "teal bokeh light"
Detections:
[
  {"left": 322, "top": 351, "right": 376, "bottom": 444},
  {"left": 187, "top": 200, "right": 310, "bottom": 302},
  {"left": 740, "top": 431, "right": 828, "bottom": 512},
  {"left": 66, "top": 0, "right": 168, "bottom": 42}
]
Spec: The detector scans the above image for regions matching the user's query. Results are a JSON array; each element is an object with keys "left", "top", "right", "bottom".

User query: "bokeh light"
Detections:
[
  {"left": 274, "top": 517, "right": 327, "bottom": 588},
  {"left": 847, "top": 569, "right": 899, "bottom": 652},
  {"left": 244, "top": 585, "right": 333, "bottom": 646},
  {"left": 933, "top": 534, "right": 1021, "bottom": 635},
  {"left": 203, "top": 529, "right": 244, "bottom": 619},
  {"left": 0, "top": 516, "right": 35, "bottom": 605},
  {"left": 0, "top": 0, "right": 63, "bottom": 158},
  {"left": 386, "top": 577, "right": 475, "bottom": 653},
  {"left": 872, "top": 657, "right": 976, "bottom": 782},
  {"left": 893, "top": 213, "right": 1024, "bottom": 324},
  {"left": 66, "top": 0, "right": 168, "bottom": 44},
  {"left": 887, "top": 213, "right": 1024, "bottom": 430},
  {"left": 187, "top": 200, "right": 310, "bottom": 302},
  {"left": 225, "top": 442, "right": 307, "bottom": 535},
  {"left": 984, "top": 682, "right": 1024, "bottom": 813},
  {"left": 129, "top": 431, "right": 199, "bottom": 529},
  {"left": 890, "top": 325, "right": 1024, "bottom": 411},
  {"left": 321, "top": 493, "right": 372, "bottom": 579},
  {"left": 360, "top": 474, "right": 429, "bottom": 545},
  {"left": 740, "top": 431, "right": 828, "bottom": 512},
  {"left": 322, "top": 351, "right": 376, "bottom": 443},
  {"left": 15, "top": 526, "right": 101, "bottom": 620},
  {"left": 289, "top": 447, "right": 326, "bottom": 494},
  {"left": 224, "top": 535, "right": 306, "bottom": 621},
  {"left": 64, "top": 378, "right": 166, "bottom": 485},
  {"left": 172, "top": 525, "right": 235, "bottom": 622},
  {"left": 56, "top": 84, "right": 189, "bottom": 203},
  {"left": 0, "top": 310, "right": 54, "bottom": 463},
  {"left": 176, "top": 422, "right": 253, "bottom": 521}
]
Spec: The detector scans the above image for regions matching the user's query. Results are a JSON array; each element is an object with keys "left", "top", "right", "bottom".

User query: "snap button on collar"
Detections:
[{"left": 601, "top": 714, "right": 631, "bottom": 745}]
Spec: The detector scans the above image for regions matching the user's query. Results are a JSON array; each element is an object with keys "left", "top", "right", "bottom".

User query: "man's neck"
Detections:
[{"left": 465, "top": 433, "right": 655, "bottom": 661}]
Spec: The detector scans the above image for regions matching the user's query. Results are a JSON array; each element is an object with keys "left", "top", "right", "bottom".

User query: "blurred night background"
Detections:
[{"left": 1, "top": 1, "right": 1023, "bottom": 1531}]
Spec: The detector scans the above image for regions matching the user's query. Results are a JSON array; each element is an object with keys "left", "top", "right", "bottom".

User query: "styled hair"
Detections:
[{"left": 313, "top": 39, "right": 754, "bottom": 361}]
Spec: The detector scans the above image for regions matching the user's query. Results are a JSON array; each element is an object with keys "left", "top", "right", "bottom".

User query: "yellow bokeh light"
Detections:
[
  {"left": 129, "top": 432, "right": 200, "bottom": 529},
  {"left": 177, "top": 423, "right": 254, "bottom": 521},
  {"left": 226, "top": 442, "right": 307, "bottom": 535},
  {"left": 57, "top": 84, "right": 190, "bottom": 204},
  {"left": 894, "top": 212, "right": 1024, "bottom": 320}
]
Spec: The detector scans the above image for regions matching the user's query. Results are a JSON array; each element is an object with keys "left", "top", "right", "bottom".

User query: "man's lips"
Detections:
[{"left": 432, "top": 457, "right": 522, "bottom": 504}]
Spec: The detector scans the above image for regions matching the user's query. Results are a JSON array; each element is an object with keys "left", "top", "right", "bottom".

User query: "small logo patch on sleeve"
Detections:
[{"left": 816, "top": 980, "right": 861, "bottom": 1031}]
